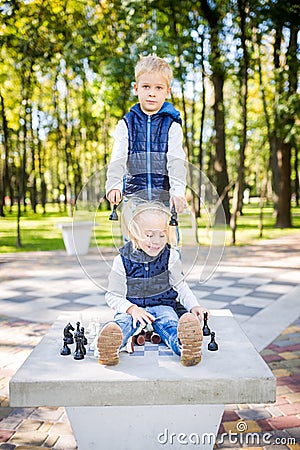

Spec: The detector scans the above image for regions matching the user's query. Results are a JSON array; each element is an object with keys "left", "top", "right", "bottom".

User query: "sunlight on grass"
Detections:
[{"left": 0, "top": 203, "right": 299, "bottom": 253}]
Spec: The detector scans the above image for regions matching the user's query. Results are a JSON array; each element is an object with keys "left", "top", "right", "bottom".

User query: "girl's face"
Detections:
[{"left": 134, "top": 212, "right": 168, "bottom": 256}]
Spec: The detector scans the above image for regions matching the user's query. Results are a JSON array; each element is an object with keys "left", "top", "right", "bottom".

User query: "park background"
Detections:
[{"left": 0, "top": 0, "right": 299, "bottom": 252}]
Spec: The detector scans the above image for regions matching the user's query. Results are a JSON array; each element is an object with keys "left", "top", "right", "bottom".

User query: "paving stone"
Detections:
[
  {"left": 37, "top": 421, "right": 53, "bottom": 433},
  {"left": 284, "top": 393, "right": 300, "bottom": 403},
  {"left": 29, "top": 408, "right": 64, "bottom": 422},
  {"left": 0, "top": 417, "right": 23, "bottom": 431},
  {"left": 14, "top": 447, "right": 45, "bottom": 450},
  {"left": 0, "top": 430, "right": 15, "bottom": 443},
  {"left": 277, "top": 402, "right": 300, "bottom": 416},
  {"left": 256, "top": 418, "right": 273, "bottom": 431},
  {"left": 0, "top": 409, "right": 14, "bottom": 420},
  {"left": 274, "top": 369, "right": 292, "bottom": 377},
  {"left": 238, "top": 408, "right": 272, "bottom": 421},
  {"left": 276, "top": 386, "right": 293, "bottom": 395},
  {"left": 52, "top": 434, "right": 77, "bottom": 449},
  {"left": 275, "top": 396, "right": 289, "bottom": 406},
  {"left": 8, "top": 431, "right": 47, "bottom": 446},
  {"left": 222, "top": 419, "right": 261, "bottom": 433},
  {"left": 287, "top": 444, "right": 300, "bottom": 450},
  {"left": 264, "top": 446, "right": 290, "bottom": 450},
  {"left": 265, "top": 406, "right": 284, "bottom": 417},
  {"left": 221, "top": 410, "right": 240, "bottom": 422},
  {"left": 49, "top": 421, "right": 73, "bottom": 435},
  {"left": 285, "top": 427, "right": 300, "bottom": 440},
  {"left": 15, "top": 421, "right": 43, "bottom": 433},
  {"left": 42, "top": 433, "right": 59, "bottom": 448},
  {"left": 267, "top": 415, "right": 300, "bottom": 430}
]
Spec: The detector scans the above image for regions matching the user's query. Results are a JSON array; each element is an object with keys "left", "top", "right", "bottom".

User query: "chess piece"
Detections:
[
  {"left": 74, "top": 332, "right": 85, "bottom": 360},
  {"left": 60, "top": 337, "right": 71, "bottom": 356},
  {"left": 135, "top": 333, "right": 145, "bottom": 346},
  {"left": 208, "top": 331, "right": 218, "bottom": 351},
  {"left": 63, "top": 322, "right": 75, "bottom": 344},
  {"left": 144, "top": 330, "right": 152, "bottom": 341},
  {"left": 169, "top": 205, "right": 178, "bottom": 226},
  {"left": 202, "top": 312, "right": 211, "bottom": 336},
  {"left": 109, "top": 204, "right": 118, "bottom": 221},
  {"left": 151, "top": 333, "right": 161, "bottom": 344},
  {"left": 81, "top": 327, "right": 88, "bottom": 346}
]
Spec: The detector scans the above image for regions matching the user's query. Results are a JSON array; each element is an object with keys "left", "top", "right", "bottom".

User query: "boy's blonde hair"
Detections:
[
  {"left": 121, "top": 199, "right": 177, "bottom": 250},
  {"left": 135, "top": 55, "right": 173, "bottom": 88}
]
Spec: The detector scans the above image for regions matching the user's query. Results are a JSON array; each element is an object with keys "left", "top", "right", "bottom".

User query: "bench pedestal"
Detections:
[{"left": 66, "top": 404, "right": 224, "bottom": 450}]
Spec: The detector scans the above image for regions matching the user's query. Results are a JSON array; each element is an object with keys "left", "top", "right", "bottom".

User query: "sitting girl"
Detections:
[{"left": 98, "top": 200, "right": 208, "bottom": 366}]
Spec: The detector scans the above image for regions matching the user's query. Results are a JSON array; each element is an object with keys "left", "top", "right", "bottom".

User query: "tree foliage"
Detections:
[{"left": 0, "top": 0, "right": 299, "bottom": 246}]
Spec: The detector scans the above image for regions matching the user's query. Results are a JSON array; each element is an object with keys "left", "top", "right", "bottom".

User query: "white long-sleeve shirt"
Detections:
[
  {"left": 105, "top": 119, "right": 187, "bottom": 198},
  {"left": 105, "top": 247, "right": 199, "bottom": 314}
]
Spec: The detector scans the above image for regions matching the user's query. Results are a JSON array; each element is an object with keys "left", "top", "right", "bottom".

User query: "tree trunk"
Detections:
[
  {"left": 275, "top": 22, "right": 296, "bottom": 228},
  {"left": 199, "top": 0, "right": 230, "bottom": 225},
  {"left": 0, "top": 92, "right": 9, "bottom": 217},
  {"left": 197, "top": 34, "right": 206, "bottom": 218},
  {"left": 212, "top": 71, "right": 230, "bottom": 224},
  {"left": 276, "top": 141, "right": 292, "bottom": 227},
  {"left": 230, "top": 0, "right": 249, "bottom": 244}
]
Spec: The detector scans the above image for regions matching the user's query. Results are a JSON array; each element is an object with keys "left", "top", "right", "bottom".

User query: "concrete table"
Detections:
[
  {"left": 56, "top": 221, "right": 98, "bottom": 255},
  {"left": 10, "top": 310, "right": 275, "bottom": 450}
]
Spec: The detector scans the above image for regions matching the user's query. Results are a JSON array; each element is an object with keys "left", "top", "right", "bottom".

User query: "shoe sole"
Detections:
[
  {"left": 178, "top": 313, "right": 203, "bottom": 366},
  {"left": 97, "top": 322, "right": 123, "bottom": 366}
]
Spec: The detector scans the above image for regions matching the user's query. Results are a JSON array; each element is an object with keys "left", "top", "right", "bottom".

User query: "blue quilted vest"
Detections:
[
  {"left": 123, "top": 102, "right": 182, "bottom": 203},
  {"left": 120, "top": 242, "right": 178, "bottom": 308}
]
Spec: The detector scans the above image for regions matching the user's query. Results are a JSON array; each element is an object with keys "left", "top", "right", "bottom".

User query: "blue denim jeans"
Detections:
[{"left": 113, "top": 305, "right": 181, "bottom": 356}]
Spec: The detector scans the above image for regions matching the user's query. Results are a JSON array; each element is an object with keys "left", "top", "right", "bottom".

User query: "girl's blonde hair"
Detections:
[
  {"left": 135, "top": 55, "right": 173, "bottom": 88},
  {"left": 121, "top": 199, "right": 177, "bottom": 250}
]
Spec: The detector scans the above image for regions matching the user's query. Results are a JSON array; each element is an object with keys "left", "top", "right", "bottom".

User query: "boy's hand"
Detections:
[
  {"left": 107, "top": 189, "right": 122, "bottom": 204},
  {"left": 170, "top": 196, "right": 187, "bottom": 214},
  {"left": 190, "top": 306, "right": 210, "bottom": 322},
  {"left": 126, "top": 304, "right": 156, "bottom": 328}
]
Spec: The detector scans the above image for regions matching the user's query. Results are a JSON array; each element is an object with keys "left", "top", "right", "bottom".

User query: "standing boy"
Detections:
[{"left": 105, "top": 55, "right": 187, "bottom": 213}]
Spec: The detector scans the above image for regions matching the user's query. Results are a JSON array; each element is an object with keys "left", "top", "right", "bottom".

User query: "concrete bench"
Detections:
[
  {"left": 55, "top": 221, "right": 98, "bottom": 255},
  {"left": 9, "top": 310, "right": 275, "bottom": 450}
]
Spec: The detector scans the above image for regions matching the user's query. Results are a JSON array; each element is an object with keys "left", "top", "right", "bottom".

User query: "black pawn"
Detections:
[
  {"left": 109, "top": 204, "right": 118, "bottom": 221},
  {"left": 208, "top": 331, "right": 218, "bottom": 351},
  {"left": 81, "top": 327, "right": 88, "bottom": 346},
  {"left": 169, "top": 205, "right": 178, "bottom": 226},
  {"left": 60, "top": 338, "right": 71, "bottom": 356},
  {"left": 74, "top": 332, "right": 84, "bottom": 360},
  {"left": 202, "top": 312, "right": 211, "bottom": 336}
]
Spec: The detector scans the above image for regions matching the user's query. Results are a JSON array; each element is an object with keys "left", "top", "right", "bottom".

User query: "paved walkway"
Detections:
[{"left": 0, "top": 233, "right": 299, "bottom": 449}]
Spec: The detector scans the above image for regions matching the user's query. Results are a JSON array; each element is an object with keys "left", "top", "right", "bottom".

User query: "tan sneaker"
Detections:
[
  {"left": 97, "top": 322, "right": 123, "bottom": 366},
  {"left": 178, "top": 313, "right": 203, "bottom": 366}
]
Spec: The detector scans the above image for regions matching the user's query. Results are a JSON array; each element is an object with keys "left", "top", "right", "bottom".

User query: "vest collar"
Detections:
[
  {"left": 120, "top": 241, "right": 168, "bottom": 263},
  {"left": 130, "top": 102, "right": 181, "bottom": 123}
]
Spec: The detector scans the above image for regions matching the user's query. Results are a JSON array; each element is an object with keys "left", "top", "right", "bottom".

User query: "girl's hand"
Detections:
[
  {"left": 127, "top": 304, "right": 156, "bottom": 328},
  {"left": 190, "top": 306, "right": 210, "bottom": 322},
  {"left": 107, "top": 189, "right": 122, "bottom": 204}
]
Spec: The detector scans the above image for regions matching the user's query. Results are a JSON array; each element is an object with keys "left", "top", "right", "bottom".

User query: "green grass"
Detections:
[{"left": 0, "top": 202, "right": 299, "bottom": 253}]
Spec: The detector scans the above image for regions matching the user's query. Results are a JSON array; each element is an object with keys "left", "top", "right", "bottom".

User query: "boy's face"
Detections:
[
  {"left": 134, "top": 72, "right": 171, "bottom": 115},
  {"left": 135, "top": 212, "right": 168, "bottom": 257}
]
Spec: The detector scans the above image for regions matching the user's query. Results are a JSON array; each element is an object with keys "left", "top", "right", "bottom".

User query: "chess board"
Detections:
[{"left": 129, "top": 341, "right": 174, "bottom": 357}]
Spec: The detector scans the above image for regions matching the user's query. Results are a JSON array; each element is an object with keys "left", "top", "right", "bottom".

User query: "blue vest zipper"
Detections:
[{"left": 146, "top": 115, "right": 152, "bottom": 200}]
